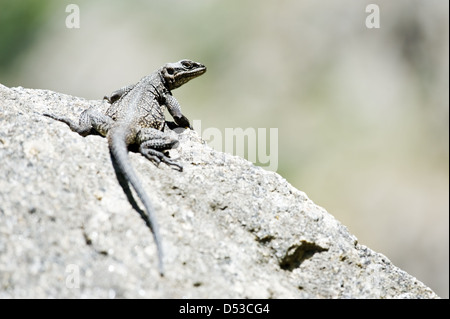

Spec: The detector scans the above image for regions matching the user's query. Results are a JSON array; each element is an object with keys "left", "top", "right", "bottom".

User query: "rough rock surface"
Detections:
[{"left": 0, "top": 84, "right": 439, "bottom": 298}]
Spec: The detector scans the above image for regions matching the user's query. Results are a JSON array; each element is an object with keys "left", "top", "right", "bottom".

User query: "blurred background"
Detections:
[{"left": 1, "top": 0, "right": 448, "bottom": 297}]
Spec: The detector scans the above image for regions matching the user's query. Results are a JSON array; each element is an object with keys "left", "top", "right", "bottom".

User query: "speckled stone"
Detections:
[{"left": 0, "top": 84, "right": 440, "bottom": 298}]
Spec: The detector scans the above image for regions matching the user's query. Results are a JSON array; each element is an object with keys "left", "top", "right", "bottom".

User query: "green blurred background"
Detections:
[{"left": 1, "top": 0, "right": 448, "bottom": 297}]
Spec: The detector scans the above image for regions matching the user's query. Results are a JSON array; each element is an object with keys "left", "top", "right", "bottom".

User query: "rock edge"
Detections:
[{"left": 0, "top": 84, "right": 439, "bottom": 298}]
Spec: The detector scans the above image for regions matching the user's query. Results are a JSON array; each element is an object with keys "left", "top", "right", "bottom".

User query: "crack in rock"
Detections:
[{"left": 280, "top": 241, "right": 328, "bottom": 271}]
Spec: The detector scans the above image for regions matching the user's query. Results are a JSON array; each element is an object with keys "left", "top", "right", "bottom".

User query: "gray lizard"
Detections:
[{"left": 44, "top": 59, "right": 206, "bottom": 275}]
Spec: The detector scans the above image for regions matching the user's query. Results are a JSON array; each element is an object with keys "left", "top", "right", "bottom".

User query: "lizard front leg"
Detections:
[
  {"left": 137, "top": 128, "right": 183, "bottom": 171},
  {"left": 164, "top": 94, "right": 192, "bottom": 129},
  {"left": 104, "top": 84, "right": 136, "bottom": 103}
]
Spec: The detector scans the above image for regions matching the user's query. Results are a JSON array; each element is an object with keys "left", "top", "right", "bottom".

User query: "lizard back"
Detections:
[{"left": 106, "top": 74, "right": 166, "bottom": 131}]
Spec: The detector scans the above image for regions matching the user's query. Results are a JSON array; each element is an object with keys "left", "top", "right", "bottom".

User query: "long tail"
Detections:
[{"left": 107, "top": 126, "right": 164, "bottom": 276}]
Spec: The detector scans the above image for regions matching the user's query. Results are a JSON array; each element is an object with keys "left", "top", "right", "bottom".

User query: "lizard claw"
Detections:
[
  {"left": 140, "top": 148, "right": 183, "bottom": 171},
  {"left": 174, "top": 115, "right": 192, "bottom": 130}
]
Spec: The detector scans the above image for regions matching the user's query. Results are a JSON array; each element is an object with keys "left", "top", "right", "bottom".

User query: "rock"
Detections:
[{"left": 0, "top": 84, "right": 439, "bottom": 298}]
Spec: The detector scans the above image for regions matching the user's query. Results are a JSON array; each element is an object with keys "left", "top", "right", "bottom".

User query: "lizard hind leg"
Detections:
[
  {"left": 140, "top": 146, "right": 183, "bottom": 172},
  {"left": 137, "top": 129, "right": 183, "bottom": 171},
  {"left": 43, "top": 113, "right": 93, "bottom": 137},
  {"left": 44, "top": 107, "right": 114, "bottom": 137}
]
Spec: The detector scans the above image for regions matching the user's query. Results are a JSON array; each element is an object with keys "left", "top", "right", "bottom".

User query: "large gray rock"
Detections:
[{"left": 0, "top": 84, "right": 439, "bottom": 298}]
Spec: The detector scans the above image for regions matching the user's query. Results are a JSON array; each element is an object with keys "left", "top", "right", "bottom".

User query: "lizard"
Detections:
[{"left": 44, "top": 59, "right": 207, "bottom": 276}]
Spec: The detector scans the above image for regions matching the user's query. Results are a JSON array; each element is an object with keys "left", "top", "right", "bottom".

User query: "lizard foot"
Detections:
[{"left": 140, "top": 148, "right": 183, "bottom": 172}]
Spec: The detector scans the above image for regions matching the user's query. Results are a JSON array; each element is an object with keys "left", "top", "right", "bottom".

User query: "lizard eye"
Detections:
[{"left": 181, "top": 61, "right": 192, "bottom": 69}]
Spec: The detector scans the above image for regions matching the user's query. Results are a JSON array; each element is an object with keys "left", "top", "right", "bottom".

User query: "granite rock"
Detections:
[{"left": 0, "top": 84, "right": 439, "bottom": 298}]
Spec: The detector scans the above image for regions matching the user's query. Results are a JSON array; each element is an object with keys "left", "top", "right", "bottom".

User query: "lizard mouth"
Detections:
[
  {"left": 184, "top": 63, "right": 207, "bottom": 76},
  {"left": 174, "top": 65, "right": 207, "bottom": 87},
  {"left": 187, "top": 66, "right": 207, "bottom": 77}
]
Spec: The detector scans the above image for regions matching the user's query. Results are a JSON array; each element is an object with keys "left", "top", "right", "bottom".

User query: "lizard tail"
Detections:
[{"left": 107, "top": 126, "right": 164, "bottom": 276}]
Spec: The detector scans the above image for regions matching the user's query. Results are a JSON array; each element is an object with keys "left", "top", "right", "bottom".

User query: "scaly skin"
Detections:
[{"left": 44, "top": 60, "right": 206, "bottom": 275}]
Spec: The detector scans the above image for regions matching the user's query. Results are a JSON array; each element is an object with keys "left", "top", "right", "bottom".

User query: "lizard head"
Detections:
[{"left": 161, "top": 59, "right": 207, "bottom": 90}]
